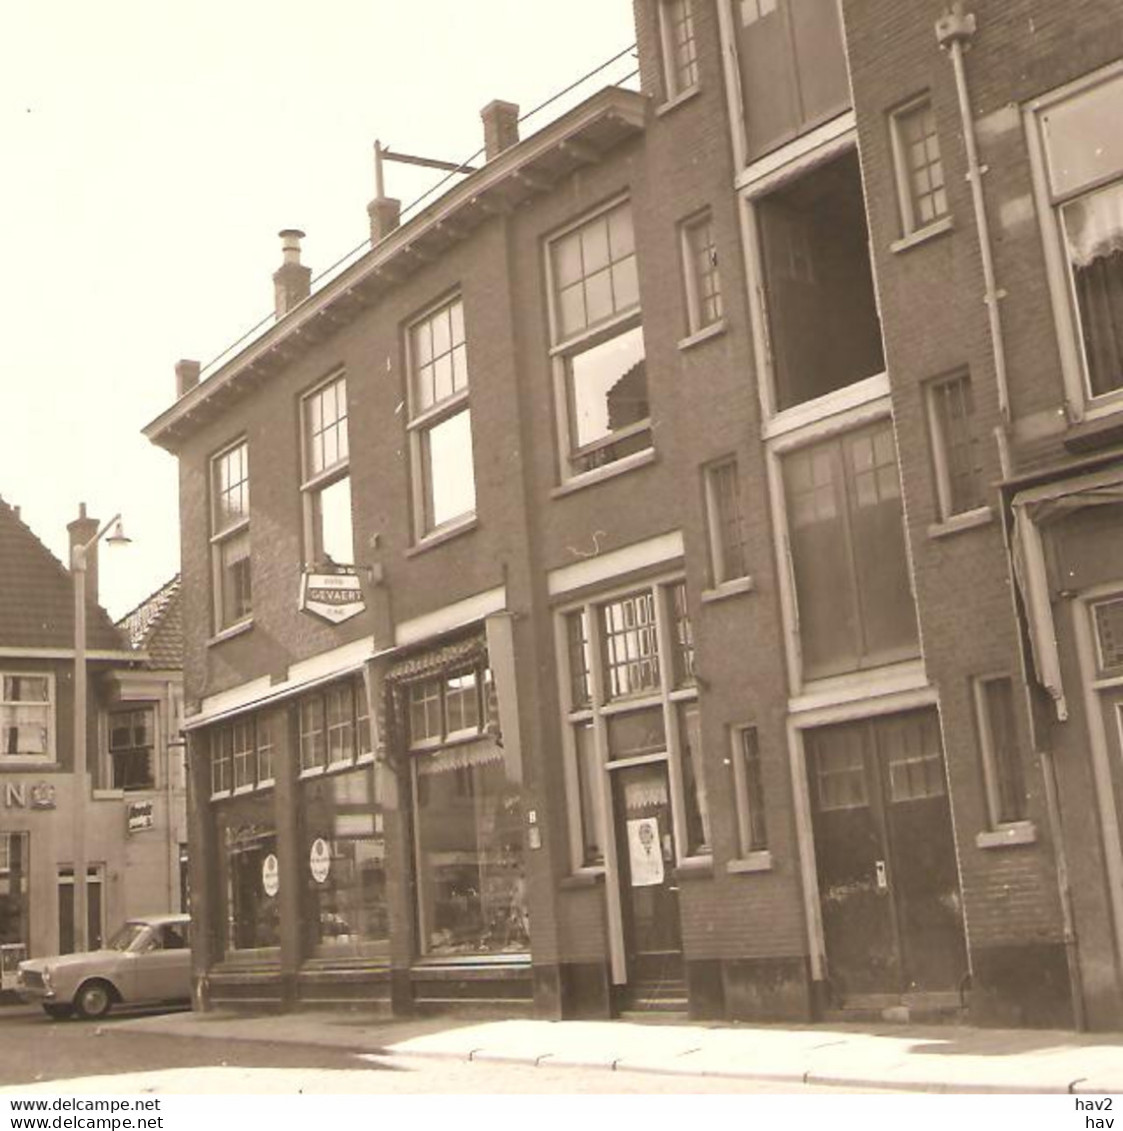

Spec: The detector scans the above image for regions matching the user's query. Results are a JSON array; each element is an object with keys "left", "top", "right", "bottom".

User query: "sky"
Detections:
[{"left": 0, "top": 0, "right": 639, "bottom": 619}]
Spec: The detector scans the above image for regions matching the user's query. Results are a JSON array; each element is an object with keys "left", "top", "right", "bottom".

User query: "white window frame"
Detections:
[
  {"left": 680, "top": 209, "right": 724, "bottom": 336},
  {"left": 209, "top": 437, "right": 251, "bottom": 635},
  {"left": 546, "top": 196, "right": 652, "bottom": 487},
  {"left": 554, "top": 574, "right": 705, "bottom": 875},
  {"left": 972, "top": 673, "right": 1030, "bottom": 831},
  {"left": 106, "top": 704, "right": 157, "bottom": 791},
  {"left": 300, "top": 371, "right": 353, "bottom": 568},
  {"left": 406, "top": 294, "right": 477, "bottom": 542},
  {"left": 0, "top": 672, "right": 55, "bottom": 764},
  {"left": 1025, "top": 59, "right": 1123, "bottom": 422},
  {"left": 703, "top": 456, "right": 749, "bottom": 588},
  {"left": 728, "top": 724, "right": 772, "bottom": 870},
  {"left": 888, "top": 93, "right": 950, "bottom": 238},
  {"left": 924, "top": 370, "right": 986, "bottom": 524},
  {"left": 657, "top": 0, "right": 700, "bottom": 105},
  {"left": 405, "top": 668, "right": 487, "bottom": 752}
]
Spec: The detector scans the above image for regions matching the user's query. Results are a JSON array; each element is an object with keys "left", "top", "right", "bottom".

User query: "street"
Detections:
[{"left": 0, "top": 1005, "right": 890, "bottom": 1094}]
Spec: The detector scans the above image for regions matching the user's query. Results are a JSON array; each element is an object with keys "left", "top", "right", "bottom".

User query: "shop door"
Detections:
[
  {"left": 806, "top": 708, "right": 967, "bottom": 1004},
  {"left": 610, "top": 760, "right": 684, "bottom": 1006}
]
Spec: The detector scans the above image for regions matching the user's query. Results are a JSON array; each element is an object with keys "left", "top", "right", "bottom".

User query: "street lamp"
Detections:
[{"left": 72, "top": 512, "right": 131, "bottom": 953}]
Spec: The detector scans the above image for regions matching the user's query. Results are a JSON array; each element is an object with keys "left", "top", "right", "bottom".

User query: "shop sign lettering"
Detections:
[
  {"left": 4, "top": 781, "right": 56, "bottom": 810},
  {"left": 127, "top": 799, "right": 155, "bottom": 833},
  {"left": 300, "top": 569, "right": 365, "bottom": 625}
]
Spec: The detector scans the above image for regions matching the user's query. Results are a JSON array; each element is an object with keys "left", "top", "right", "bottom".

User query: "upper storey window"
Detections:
[
  {"left": 733, "top": 0, "right": 850, "bottom": 163},
  {"left": 757, "top": 149, "right": 885, "bottom": 411},
  {"left": 301, "top": 374, "right": 353, "bottom": 567},
  {"left": 658, "top": 0, "right": 700, "bottom": 103},
  {"left": 1029, "top": 66, "right": 1123, "bottom": 414},
  {"left": 1, "top": 674, "right": 53, "bottom": 762},
  {"left": 211, "top": 439, "right": 251, "bottom": 632},
  {"left": 548, "top": 199, "right": 650, "bottom": 481}
]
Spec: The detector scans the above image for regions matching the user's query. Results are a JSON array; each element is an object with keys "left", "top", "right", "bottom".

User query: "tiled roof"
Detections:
[
  {"left": 117, "top": 575, "right": 183, "bottom": 670},
  {"left": 0, "top": 496, "right": 127, "bottom": 651}
]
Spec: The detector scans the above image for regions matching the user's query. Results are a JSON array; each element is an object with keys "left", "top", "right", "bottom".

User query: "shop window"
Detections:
[
  {"left": 108, "top": 707, "right": 156, "bottom": 791},
  {"left": 406, "top": 663, "right": 528, "bottom": 957},
  {"left": 658, "top": 0, "right": 699, "bottom": 102},
  {"left": 408, "top": 296, "right": 476, "bottom": 538},
  {"left": 1029, "top": 66, "right": 1123, "bottom": 409},
  {"left": 558, "top": 579, "right": 709, "bottom": 871},
  {"left": 0, "top": 833, "right": 29, "bottom": 983},
  {"left": 0, "top": 673, "right": 53, "bottom": 762},
  {"left": 210, "top": 439, "right": 251, "bottom": 632},
  {"left": 925, "top": 372, "right": 984, "bottom": 520},
  {"left": 301, "top": 764, "right": 388, "bottom": 959},
  {"left": 758, "top": 150, "right": 885, "bottom": 412},
  {"left": 301, "top": 373, "right": 353, "bottom": 567},
  {"left": 216, "top": 791, "right": 278, "bottom": 954},
  {"left": 729, "top": 726, "right": 768, "bottom": 854},
  {"left": 548, "top": 199, "right": 650, "bottom": 479},
  {"left": 681, "top": 210, "right": 723, "bottom": 334},
  {"left": 210, "top": 707, "right": 282, "bottom": 797},
  {"left": 57, "top": 866, "right": 104, "bottom": 953},
  {"left": 231, "top": 719, "right": 255, "bottom": 791},
  {"left": 733, "top": 0, "right": 850, "bottom": 162},
  {"left": 783, "top": 419, "right": 919, "bottom": 681},
  {"left": 890, "top": 95, "right": 949, "bottom": 236},
  {"left": 973, "top": 675, "right": 1028, "bottom": 826},
  {"left": 1093, "top": 595, "right": 1123, "bottom": 673},
  {"left": 300, "top": 676, "right": 370, "bottom": 774},
  {"left": 704, "top": 458, "right": 748, "bottom": 586}
]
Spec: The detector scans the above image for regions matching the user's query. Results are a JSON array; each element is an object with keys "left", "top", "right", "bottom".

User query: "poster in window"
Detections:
[
  {"left": 309, "top": 837, "right": 331, "bottom": 884},
  {"left": 626, "top": 817, "right": 664, "bottom": 887},
  {"left": 261, "top": 853, "right": 280, "bottom": 897}
]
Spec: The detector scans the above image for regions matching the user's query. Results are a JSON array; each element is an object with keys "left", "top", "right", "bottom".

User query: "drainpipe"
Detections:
[{"left": 936, "top": 4, "right": 1011, "bottom": 427}]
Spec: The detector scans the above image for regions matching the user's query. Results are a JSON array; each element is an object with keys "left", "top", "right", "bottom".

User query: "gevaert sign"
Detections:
[{"left": 301, "top": 568, "right": 365, "bottom": 625}]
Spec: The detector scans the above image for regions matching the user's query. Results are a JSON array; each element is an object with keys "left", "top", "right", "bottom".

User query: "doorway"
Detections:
[{"left": 805, "top": 707, "right": 967, "bottom": 1007}]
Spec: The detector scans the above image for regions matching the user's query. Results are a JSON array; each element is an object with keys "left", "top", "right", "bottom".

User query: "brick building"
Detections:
[
  {"left": 0, "top": 500, "right": 187, "bottom": 988},
  {"left": 145, "top": 0, "right": 1123, "bottom": 1029}
]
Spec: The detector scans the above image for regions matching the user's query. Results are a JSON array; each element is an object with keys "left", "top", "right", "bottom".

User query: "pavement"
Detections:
[{"left": 105, "top": 1007, "right": 1123, "bottom": 1093}]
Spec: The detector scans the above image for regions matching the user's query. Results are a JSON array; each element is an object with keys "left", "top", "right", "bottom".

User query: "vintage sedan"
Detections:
[{"left": 16, "top": 913, "right": 191, "bottom": 1020}]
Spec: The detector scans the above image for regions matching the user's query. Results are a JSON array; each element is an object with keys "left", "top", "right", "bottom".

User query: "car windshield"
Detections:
[{"left": 106, "top": 923, "right": 149, "bottom": 952}]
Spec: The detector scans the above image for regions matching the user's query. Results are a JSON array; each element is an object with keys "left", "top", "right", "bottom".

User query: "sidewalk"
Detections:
[{"left": 110, "top": 1008, "right": 1123, "bottom": 1093}]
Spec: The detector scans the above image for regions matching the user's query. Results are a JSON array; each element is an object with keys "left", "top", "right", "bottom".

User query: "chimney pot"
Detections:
[
  {"left": 273, "top": 228, "right": 312, "bottom": 319},
  {"left": 175, "top": 359, "right": 201, "bottom": 398},
  {"left": 481, "top": 100, "right": 520, "bottom": 160}
]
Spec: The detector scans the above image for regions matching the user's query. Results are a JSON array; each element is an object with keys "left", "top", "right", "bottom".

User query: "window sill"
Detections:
[
  {"left": 92, "top": 788, "right": 125, "bottom": 801},
  {"left": 976, "top": 821, "right": 1037, "bottom": 850},
  {"left": 654, "top": 85, "right": 701, "bottom": 118},
  {"left": 298, "top": 765, "right": 326, "bottom": 780},
  {"left": 405, "top": 515, "right": 478, "bottom": 558},
  {"left": 927, "top": 505, "right": 995, "bottom": 540},
  {"left": 0, "top": 758, "right": 56, "bottom": 769},
  {"left": 207, "top": 618, "right": 254, "bottom": 647},
  {"left": 701, "top": 576, "right": 755, "bottom": 604},
  {"left": 559, "top": 870, "right": 604, "bottom": 890},
  {"left": 677, "top": 320, "right": 726, "bottom": 352},
  {"left": 551, "top": 448, "right": 657, "bottom": 499},
  {"left": 673, "top": 857, "right": 714, "bottom": 881},
  {"left": 890, "top": 215, "right": 954, "bottom": 254},
  {"left": 727, "top": 851, "right": 773, "bottom": 874}
]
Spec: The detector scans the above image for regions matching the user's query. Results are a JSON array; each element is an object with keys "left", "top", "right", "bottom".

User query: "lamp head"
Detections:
[{"left": 105, "top": 517, "right": 131, "bottom": 547}]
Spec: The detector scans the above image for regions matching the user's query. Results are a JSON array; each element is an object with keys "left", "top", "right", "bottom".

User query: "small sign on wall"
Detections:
[
  {"left": 126, "top": 799, "right": 155, "bottom": 834},
  {"left": 300, "top": 569, "right": 365, "bottom": 625}
]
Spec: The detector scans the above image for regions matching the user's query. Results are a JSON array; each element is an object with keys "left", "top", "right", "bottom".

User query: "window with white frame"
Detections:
[
  {"left": 704, "top": 458, "right": 748, "bottom": 585},
  {"left": 783, "top": 418, "right": 919, "bottom": 681},
  {"left": 890, "top": 96, "right": 949, "bottom": 236},
  {"left": 210, "top": 439, "right": 251, "bottom": 631},
  {"left": 548, "top": 199, "right": 650, "bottom": 479},
  {"left": 973, "top": 674, "right": 1028, "bottom": 827},
  {"left": 559, "top": 579, "right": 709, "bottom": 868},
  {"left": 1092, "top": 595, "right": 1123, "bottom": 674},
  {"left": 209, "top": 705, "right": 285, "bottom": 797},
  {"left": 681, "top": 210, "right": 723, "bottom": 334},
  {"left": 729, "top": 725, "right": 768, "bottom": 855},
  {"left": 407, "top": 669, "right": 486, "bottom": 750},
  {"left": 407, "top": 296, "right": 477, "bottom": 537},
  {"left": 1, "top": 674, "right": 52, "bottom": 762},
  {"left": 658, "top": 0, "right": 699, "bottom": 102},
  {"left": 301, "top": 373, "right": 353, "bottom": 567},
  {"left": 1030, "top": 66, "right": 1123, "bottom": 407},
  {"left": 107, "top": 707, "right": 155, "bottom": 790},
  {"left": 925, "top": 371, "right": 984, "bottom": 520},
  {"left": 299, "top": 675, "right": 373, "bottom": 774}
]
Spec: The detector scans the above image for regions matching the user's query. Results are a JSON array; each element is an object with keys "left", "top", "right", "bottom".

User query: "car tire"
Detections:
[
  {"left": 74, "top": 980, "right": 114, "bottom": 1020},
  {"left": 43, "top": 1004, "right": 73, "bottom": 1020}
]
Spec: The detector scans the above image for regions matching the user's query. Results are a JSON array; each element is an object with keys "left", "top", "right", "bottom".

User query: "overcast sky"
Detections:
[{"left": 0, "top": 1, "right": 638, "bottom": 619}]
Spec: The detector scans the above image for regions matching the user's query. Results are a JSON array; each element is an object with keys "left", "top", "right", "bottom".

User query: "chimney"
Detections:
[
  {"left": 67, "top": 503, "right": 100, "bottom": 604},
  {"left": 273, "top": 228, "right": 311, "bottom": 320},
  {"left": 175, "top": 359, "right": 200, "bottom": 398},
  {"left": 367, "top": 196, "right": 401, "bottom": 244},
  {"left": 481, "top": 100, "right": 520, "bottom": 160}
]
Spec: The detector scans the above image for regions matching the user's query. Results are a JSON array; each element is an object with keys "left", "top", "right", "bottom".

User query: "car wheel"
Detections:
[
  {"left": 74, "top": 980, "right": 114, "bottom": 1020},
  {"left": 43, "top": 1004, "right": 73, "bottom": 1020}
]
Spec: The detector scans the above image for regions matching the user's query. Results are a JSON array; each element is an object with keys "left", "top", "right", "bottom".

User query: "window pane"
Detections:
[
  {"left": 678, "top": 703, "right": 710, "bottom": 855},
  {"left": 213, "top": 442, "right": 249, "bottom": 532},
  {"left": 232, "top": 720, "right": 254, "bottom": 790},
  {"left": 739, "top": 728, "right": 768, "bottom": 852},
  {"left": 897, "top": 100, "right": 948, "bottom": 230},
  {"left": 326, "top": 684, "right": 355, "bottom": 765},
  {"left": 219, "top": 530, "right": 252, "bottom": 626},
  {"left": 929, "top": 374, "right": 983, "bottom": 516},
  {"left": 1042, "top": 73, "right": 1123, "bottom": 198},
  {"left": 573, "top": 722, "right": 603, "bottom": 866},
  {"left": 601, "top": 591, "right": 661, "bottom": 698},
  {"left": 567, "top": 325, "right": 649, "bottom": 458},
  {"left": 408, "top": 680, "right": 443, "bottom": 746},
  {"left": 759, "top": 151, "right": 885, "bottom": 409},
  {"left": 304, "top": 377, "right": 348, "bottom": 478},
  {"left": 423, "top": 407, "right": 476, "bottom": 530},
  {"left": 686, "top": 215, "right": 723, "bottom": 329},
  {"left": 256, "top": 713, "right": 275, "bottom": 783},
  {"left": 300, "top": 695, "right": 326, "bottom": 772},
  {"left": 412, "top": 299, "right": 468, "bottom": 413},
  {"left": 668, "top": 581, "right": 695, "bottom": 686},
  {"left": 1094, "top": 597, "right": 1123, "bottom": 671},
  {"left": 312, "top": 475, "right": 354, "bottom": 565},
  {"left": 606, "top": 706, "right": 666, "bottom": 761},
  {"left": 981, "top": 677, "right": 1027, "bottom": 824},
  {"left": 217, "top": 794, "right": 278, "bottom": 952},
  {"left": 445, "top": 671, "right": 480, "bottom": 736},
  {"left": 566, "top": 611, "right": 591, "bottom": 709},
  {"left": 708, "top": 461, "right": 746, "bottom": 582}
]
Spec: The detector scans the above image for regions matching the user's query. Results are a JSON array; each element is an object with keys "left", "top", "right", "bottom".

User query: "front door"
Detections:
[
  {"left": 806, "top": 707, "right": 967, "bottom": 1005},
  {"left": 610, "top": 760, "right": 684, "bottom": 1008}
]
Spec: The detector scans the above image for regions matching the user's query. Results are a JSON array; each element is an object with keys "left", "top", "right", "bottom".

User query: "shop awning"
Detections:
[{"left": 383, "top": 633, "right": 488, "bottom": 685}]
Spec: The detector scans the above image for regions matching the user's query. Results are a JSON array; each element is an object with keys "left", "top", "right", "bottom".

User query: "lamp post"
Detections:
[{"left": 72, "top": 512, "right": 130, "bottom": 953}]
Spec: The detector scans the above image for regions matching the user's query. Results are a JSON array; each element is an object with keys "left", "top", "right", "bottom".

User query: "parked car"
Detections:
[{"left": 16, "top": 913, "right": 191, "bottom": 1020}]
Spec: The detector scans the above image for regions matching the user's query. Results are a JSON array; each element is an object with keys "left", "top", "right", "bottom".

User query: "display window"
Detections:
[
  {"left": 0, "top": 833, "right": 29, "bottom": 987},
  {"left": 300, "top": 762, "right": 389, "bottom": 960},
  {"left": 214, "top": 790, "right": 279, "bottom": 955}
]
